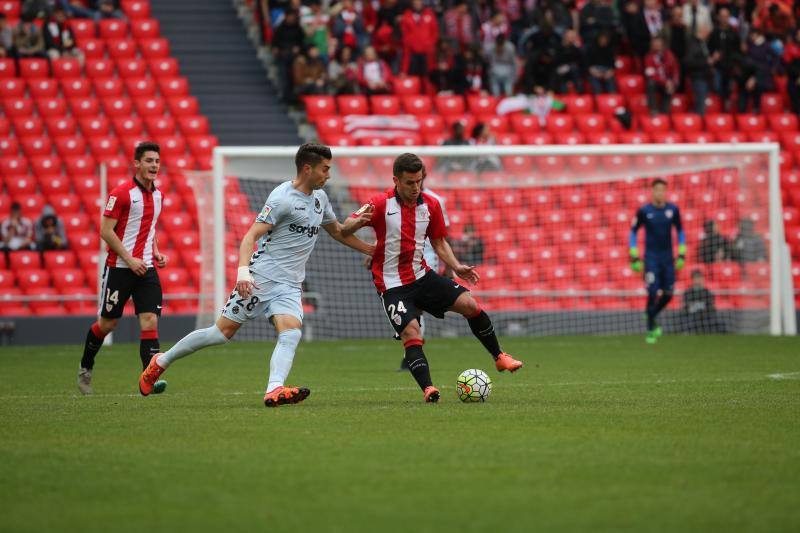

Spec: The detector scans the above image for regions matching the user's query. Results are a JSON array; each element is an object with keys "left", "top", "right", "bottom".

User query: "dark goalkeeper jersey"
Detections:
[{"left": 629, "top": 202, "right": 685, "bottom": 258}]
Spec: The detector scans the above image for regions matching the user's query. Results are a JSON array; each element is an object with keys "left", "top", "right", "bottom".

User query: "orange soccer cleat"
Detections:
[
  {"left": 263, "top": 386, "right": 311, "bottom": 407},
  {"left": 139, "top": 354, "right": 166, "bottom": 396},
  {"left": 495, "top": 353, "right": 524, "bottom": 373},
  {"left": 423, "top": 386, "right": 440, "bottom": 403}
]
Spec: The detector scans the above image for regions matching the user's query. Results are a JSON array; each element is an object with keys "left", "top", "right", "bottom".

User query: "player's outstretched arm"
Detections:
[
  {"left": 323, "top": 221, "right": 375, "bottom": 256},
  {"left": 430, "top": 237, "right": 479, "bottom": 284},
  {"left": 340, "top": 203, "right": 374, "bottom": 238},
  {"left": 629, "top": 210, "right": 643, "bottom": 272},
  {"left": 100, "top": 216, "right": 147, "bottom": 276},
  {"left": 236, "top": 221, "right": 272, "bottom": 298}
]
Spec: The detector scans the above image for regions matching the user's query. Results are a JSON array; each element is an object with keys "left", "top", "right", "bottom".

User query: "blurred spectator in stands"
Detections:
[
  {"left": 664, "top": 5, "right": 687, "bottom": 81},
  {"left": 684, "top": 27, "right": 713, "bottom": 115},
  {"left": 622, "top": 0, "right": 652, "bottom": 68},
  {"left": 481, "top": 11, "right": 510, "bottom": 50},
  {"left": 731, "top": 219, "right": 767, "bottom": 263},
  {"left": 429, "top": 40, "right": 462, "bottom": 93},
  {"left": 698, "top": 219, "right": 730, "bottom": 264},
  {"left": 376, "top": 0, "right": 402, "bottom": 31},
  {"left": 531, "top": 0, "right": 574, "bottom": 36},
  {"left": 644, "top": 36, "right": 679, "bottom": 114},
  {"left": 300, "top": 0, "right": 330, "bottom": 63},
  {"left": 519, "top": 20, "right": 560, "bottom": 58},
  {"left": 1, "top": 202, "right": 35, "bottom": 253},
  {"left": 453, "top": 44, "right": 486, "bottom": 95},
  {"left": 709, "top": 8, "right": 741, "bottom": 112},
  {"left": 522, "top": 45, "right": 558, "bottom": 94},
  {"left": 486, "top": 33, "right": 517, "bottom": 96},
  {"left": 554, "top": 29, "right": 584, "bottom": 93},
  {"left": 682, "top": 0, "right": 713, "bottom": 35},
  {"left": 586, "top": 31, "right": 617, "bottom": 94},
  {"left": 372, "top": 19, "right": 400, "bottom": 74},
  {"left": 35, "top": 205, "right": 67, "bottom": 251},
  {"left": 0, "top": 15, "right": 13, "bottom": 58},
  {"left": 471, "top": 122, "right": 502, "bottom": 171},
  {"left": 437, "top": 121, "right": 471, "bottom": 171},
  {"left": 643, "top": 0, "right": 665, "bottom": 38},
  {"left": 44, "top": 7, "right": 83, "bottom": 63},
  {"left": 272, "top": 9, "right": 305, "bottom": 103},
  {"left": 22, "top": 0, "right": 54, "bottom": 19},
  {"left": 737, "top": 28, "right": 781, "bottom": 112},
  {"left": 443, "top": 121, "right": 470, "bottom": 147},
  {"left": 13, "top": 15, "right": 48, "bottom": 60},
  {"left": 329, "top": 45, "right": 359, "bottom": 94},
  {"left": 451, "top": 224, "right": 485, "bottom": 265},
  {"left": 357, "top": 45, "right": 392, "bottom": 94},
  {"left": 679, "top": 269, "right": 727, "bottom": 333},
  {"left": 443, "top": 1, "right": 476, "bottom": 51},
  {"left": 94, "top": 0, "right": 126, "bottom": 21},
  {"left": 400, "top": 0, "right": 439, "bottom": 76},
  {"left": 579, "top": 0, "right": 616, "bottom": 44},
  {"left": 61, "top": 0, "right": 96, "bottom": 18},
  {"left": 331, "top": 0, "right": 368, "bottom": 53},
  {"left": 292, "top": 45, "right": 327, "bottom": 98},
  {"left": 754, "top": 1, "right": 795, "bottom": 43},
  {"left": 495, "top": 0, "right": 528, "bottom": 43},
  {"left": 784, "top": 28, "right": 800, "bottom": 115}
]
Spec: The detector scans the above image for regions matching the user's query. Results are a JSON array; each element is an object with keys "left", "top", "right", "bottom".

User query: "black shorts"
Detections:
[
  {"left": 379, "top": 271, "right": 468, "bottom": 335},
  {"left": 99, "top": 266, "right": 162, "bottom": 319}
]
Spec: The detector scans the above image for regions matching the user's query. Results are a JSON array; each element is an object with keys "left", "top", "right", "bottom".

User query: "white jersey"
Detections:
[
  {"left": 421, "top": 188, "right": 450, "bottom": 271},
  {"left": 251, "top": 181, "right": 337, "bottom": 287}
]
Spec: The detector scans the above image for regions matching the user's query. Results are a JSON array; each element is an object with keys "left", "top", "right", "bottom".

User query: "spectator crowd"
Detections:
[{"left": 264, "top": 0, "right": 800, "bottom": 117}]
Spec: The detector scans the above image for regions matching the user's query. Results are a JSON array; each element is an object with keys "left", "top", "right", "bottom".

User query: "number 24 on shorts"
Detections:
[{"left": 387, "top": 301, "right": 407, "bottom": 325}]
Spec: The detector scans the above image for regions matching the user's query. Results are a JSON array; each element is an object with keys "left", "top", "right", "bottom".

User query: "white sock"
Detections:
[
  {"left": 266, "top": 328, "right": 301, "bottom": 393},
  {"left": 156, "top": 325, "right": 228, "bottom": 368}
]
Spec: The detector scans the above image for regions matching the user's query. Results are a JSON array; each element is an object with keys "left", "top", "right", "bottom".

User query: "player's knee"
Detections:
[
  {"left": 139, "top": 313, "right": 158, "bottom": 331},
  {"left": 400, "top": 321, "right": 422, "bottom": 342},
  {"left": 662, "top": 291, "right": 674, "bottom": 300},
  {"left": 458, "top": 295, "right": 480, "bottom": 318},
  {"left": 97, "top": 317, "right": 117, "bottom": 333},
  {"left": 278, "top": 328, "right": 302, "bottom": 348}
]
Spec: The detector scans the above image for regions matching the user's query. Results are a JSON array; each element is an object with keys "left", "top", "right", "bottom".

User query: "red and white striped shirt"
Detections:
[
  {"left": 356, "top": 188, "right": 447, "bottom": 293},
  {"left": 103, "top": 178, "right": 163, "bottom": 268}
]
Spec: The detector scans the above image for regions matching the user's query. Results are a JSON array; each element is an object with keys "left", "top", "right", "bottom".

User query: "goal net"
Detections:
[{"left": 188, "top": 144, "right": 795, "bottom": 340}]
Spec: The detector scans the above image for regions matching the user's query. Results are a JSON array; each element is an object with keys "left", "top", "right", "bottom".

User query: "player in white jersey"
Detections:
[{"left": 138, "top": 143, "right": 375, "bottom": 406}]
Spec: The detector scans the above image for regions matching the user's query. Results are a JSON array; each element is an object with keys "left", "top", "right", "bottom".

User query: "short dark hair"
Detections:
[
  {"left": 691, "top": 269, "right": 703, "bottom": 278},
  {"left": 134, "top": 141, "right": 160, "bottom": 161},
  {"left": 10, "top": 201, "right": 21, "bottom": 211},
  {"left": 652, "top": 178, "right": 667, "bottom": 187},
  {"left": 295, "top": 142, "right": 332, "bottom": 172},
  {"left": 393, "top": 153, "right": 424, "bottom": 177}
]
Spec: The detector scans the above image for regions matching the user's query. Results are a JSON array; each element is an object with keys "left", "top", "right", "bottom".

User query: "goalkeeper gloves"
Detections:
[
  {"left": 629, "top": 248, "right": 643, "bottom": 273},
  {"left": 675, "top": 244, "right": 686, "bottom": 270}
]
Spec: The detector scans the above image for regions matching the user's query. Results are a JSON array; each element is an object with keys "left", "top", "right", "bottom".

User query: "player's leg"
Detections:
[
  {"left": 644, "top": 259, "right": 661, "bottom": 343},
  {"left": 397, "top": 314, "right": 423, "bottom": 372},
  {"left": 132, "top": 268, "right": 164, "bottom": 369},
  {"left": 78, "top": 266, "right": 131, "bottom": 394},
  {"left": 447, "top": 291, "right": 523, "bottom": 373},
  {"left": 651, "top": 260, "right": 675, "bottom": 332},
  {"left": 262, "top": 283, "right": 311, "bottom": 407}
]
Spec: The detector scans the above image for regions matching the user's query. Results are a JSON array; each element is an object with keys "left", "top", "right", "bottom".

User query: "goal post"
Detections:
[{"left": 200, "top": 143, "right": 794, "bottom": 339}]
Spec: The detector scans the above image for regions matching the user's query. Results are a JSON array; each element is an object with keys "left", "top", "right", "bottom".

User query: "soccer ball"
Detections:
[{"left": 456, "top": 369, "right": 492, "bottom": 402}]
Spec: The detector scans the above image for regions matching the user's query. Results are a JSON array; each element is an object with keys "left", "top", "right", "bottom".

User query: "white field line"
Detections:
[{"left": 0, "top": 374, "right": 793, "bottom": 400}]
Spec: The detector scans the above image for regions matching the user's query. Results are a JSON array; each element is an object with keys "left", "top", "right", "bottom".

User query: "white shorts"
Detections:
[{"left": 221, "top": 280, "right": 303, "bottom": 324}]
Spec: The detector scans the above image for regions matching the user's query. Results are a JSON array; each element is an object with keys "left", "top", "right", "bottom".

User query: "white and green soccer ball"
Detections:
[{"left": 456, "top": 369, "right": 492, "bottom": 402}]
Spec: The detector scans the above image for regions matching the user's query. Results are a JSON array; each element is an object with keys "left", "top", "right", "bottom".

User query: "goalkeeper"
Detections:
[{"left": 628, "top": 178, "right": 686, "bottom": 344}]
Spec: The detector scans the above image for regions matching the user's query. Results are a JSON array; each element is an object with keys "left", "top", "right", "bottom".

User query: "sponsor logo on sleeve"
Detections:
[{"left": 105, "top": 196, "right": 117, "bottom": 211}]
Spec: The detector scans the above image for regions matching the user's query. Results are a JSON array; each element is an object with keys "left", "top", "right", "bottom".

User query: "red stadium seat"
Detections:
[
  {"left": 30, "top": 155, "right": 62, "bottom": 177},
  {"left": 735, "top": 114, "right": 765, "bottom": 131},
  {"left": 134, "top": 96, "right": 165, "bottom": 115},
  {"left": 131, "top": 19, "right": 160, "bottom": 39},
  {"left": 144, "top": 115, "right": 176, "bottom": 136},
  {"left": 651, "top": 131, "right": 683, "bottom": 144},
  {"left": 43, "top": 250, "right": 78, "bottom": 269},
  {"left": 64, "top": 154, "right": 97, "bottom": 176},
  {"left": 52, "top": 57, "right": 82, "bottom": 78},
  {"left": 639, "top": 115, "right": 670, "bottom": 133},
  {"left": 69, "top": 96, "right": 102, "bottom": 118},
  {"left": 172, "top": 231, "right": 199, "bottom": 249},
  {"left": 393, "top": 76, "right": 421, "bottom": 95},
  {"left": 94, "top": 77, "right": 124, "bottom": 97},
  {"left": 760, "top": 93, "right": 784, "bottom": 114},
  {"left": 0, "top": 78, "right": 25, "bottom": 98},
  {"left": 554, "top": 132, "right": 585, "bottom": 145},
  {"left": 81, "top": 38, "right": 106, "bottom": 59},
  {"left": 617, "top": 131, "right": 649, "bottom": 144},
  {"left": 370, "top": 95, "right": 400, "bottom": 114},
  {"left": 617, "top": 74, "right": 644, "bottom": 95},
  {"left": 89, "top": 136, "right": 121, "bottom": 158},
  {"left": 748, "top": 131, "right": 778, "bottom": 143},
  {"left": 157, "top": 76, "right": 189, "bottom": 97},
  {"left": 19, "top": 135, "right": 52, "bottom": 157},
  {"left": 546, "top": 115, "right": 574, "bottom": 133},
  {"left": 768, "top": 113, "right": 798, "bottom": 132},
  {"left": 401, "top": 95, "right": 432, "bottom": 115},
  {"left": 0, "top": 58, "right": 16, "bottom": 78},
  {"left": 177, "top": 115, "right": 209, "bottom": 136},
  {"left": 36, "top": 97, "right": 69, "bottom": 117},
  {"left": 0, "top": 156, "right": 28, "bottom": 176},
  {"left": 562, "top": 94, "right": 594, "bottom": 114},
  {"left": 123, "top": 0, "right": 152, "bottom": 19},
  {"left": 27, "top": 78, "right": 59, "bottom": 98},
  {"left": 477, "top": 114, "right": 508, "bottom": 134},
  {"left": 574, "top": 114, "right": 606, "bottom": 134},
  {"left": 3, "top": 97, "right": 34, "bottom": 117},
  {"left": 5, "top": 175, "right": 37, "bottom": 195},
  {"left": 494, "top": 132, "right": 520, "bottom": 145},
  {"left": 19, "top": 58, "right": 49, "bottom": 79},
  {"left": 98, "top": 19, "right": 129, "bottom": 39},
  {"left": 337, "top": 95, "right": 368, "bottom": 115},
  {"left": 158, "top": 135, "right": 187, "bottom": 157},
  {"left": 586, "top": 132, "right": 617, "bottom": 144},
  {"left": 418, "top": 114, "right": 444, "bottom": 134},
  {"left": 39, "top": 175, "right": 72, "bottom": 195},
  {"left": 683, "top": 131, "right": 713, "bottom": 143},
  {"left": 467, "top": 94, "right": 497, "bottom": 115},
  {"left": 0, "top": 269, "right": 14, "bottom": 289},
  {"left": 111, "top": 116, "right": 144, "bottom": 136},
  {"left": 107, "top": 38, "right": 137, "bottom": 59},
  {"left": 69, "top": 231, "right": 98, "bottom": 251},
  {"left": 671, "top": 113, "right": 702, "bottom": 133},
  {"left": 669, "top": 94, "right": 689, "bottom": 113},
  {"left": 85, "top": 58, "right": 115, "bottom": 79},
  {"left": 510, "top": 114, "right": 540, "bottom": 134},
  {"left": 0, "top": 135, "right": 19, "bottom": 156},
  {"left": 139, "top": 38, "right": 169, "bottom": 58},
  {"left": 61, "top": 78, "right": 92, "bottom": 97},
  {"left": 45, "top": 116, "right": 78, "bottom": 137},
  {"left": 434, "top": 94, "right": 465, "bottom": 115},
  {"left": 149, "top": 58, "right": 179, "bottom": 77},
  {"left": 69, "top": 19, "right": 96, "bottom": 41},
  {"left": 303, "top": 95, "right": 336, "bottom": 121},
  {"left": 51, "top": 268, "right": 87, "bottom": 290},
  {"left": 9, "top": 251, "right": 41, "bottom": 270},
  {"left": 78, "top": 115, "right": 111, "bottom": 135},
  {"left": 117, "top": 58, "right": 148, "bottom": 78},
  {"left": 167, "top": 96, "right": 199, "bottom": 116}
]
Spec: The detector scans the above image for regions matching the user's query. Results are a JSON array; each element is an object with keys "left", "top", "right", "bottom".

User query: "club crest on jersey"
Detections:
[
  {"left": 314, "top": 198, "right": 322, "bottom": 214},
  {"left": 417, "top": 204, "right": 430, "bottom": 221},
  {"left": 105, "top": 196, "right": 117, "bottom": 211},
  {"left": 666, "top": 209, "right": 673, "bottom": 219}
]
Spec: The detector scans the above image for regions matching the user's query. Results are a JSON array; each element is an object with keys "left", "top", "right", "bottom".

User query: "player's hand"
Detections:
[
  {"left": 236, "top": 266, "right": 258, "bottom": 299},
  {"left": 454, "top": 264, "right": 479, "bottom": 285},
  {"left": 126, "top": 256, "right": 147, "bottom": 276},
  {"left": 675, "top": 256, "right": 685, "bottom": 270},
  {"left": 443, "top": 267, "right": 456, "bottom": 280},
  {"left": 154, "top": 251, "right": 168, "bottom": 268},
  {"left": 351, "top": 203, "right": 374, "bottom": 228},
  {"left": 630, "top": 259, "right": 643, "bottom": 273}
]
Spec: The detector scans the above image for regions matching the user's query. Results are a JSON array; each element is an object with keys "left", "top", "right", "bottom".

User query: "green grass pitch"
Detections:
[{"left": 1, "top": 335, "right": 799, "bottom": 532}]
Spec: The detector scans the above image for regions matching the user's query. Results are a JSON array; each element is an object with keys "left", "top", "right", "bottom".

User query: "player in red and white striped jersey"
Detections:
[
  {"left": 345, "top": 153, "right": 523, "bottom": 403},
  {"left": 77, "top": 141, "right": 168, "bottom": 395}
]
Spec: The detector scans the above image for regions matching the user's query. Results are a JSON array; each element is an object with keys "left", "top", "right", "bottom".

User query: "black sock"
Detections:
[
  {"left": 80, "top": 323, "right": 106, "bottom": 370},
  {"left": 467, "top": 310, "right": 501, "bottom": 360},
  {"left": 404, "top": 343, "right": 432, "bottom": 391},
  {"left": 646, "top": 292, "right": 658, "bottom": 331},
  {"left": 139, "top": 337, "right": 160, "bottom": 370},
  {"left": 653, "top": 293, "right": 673, "bottom": 317}
]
